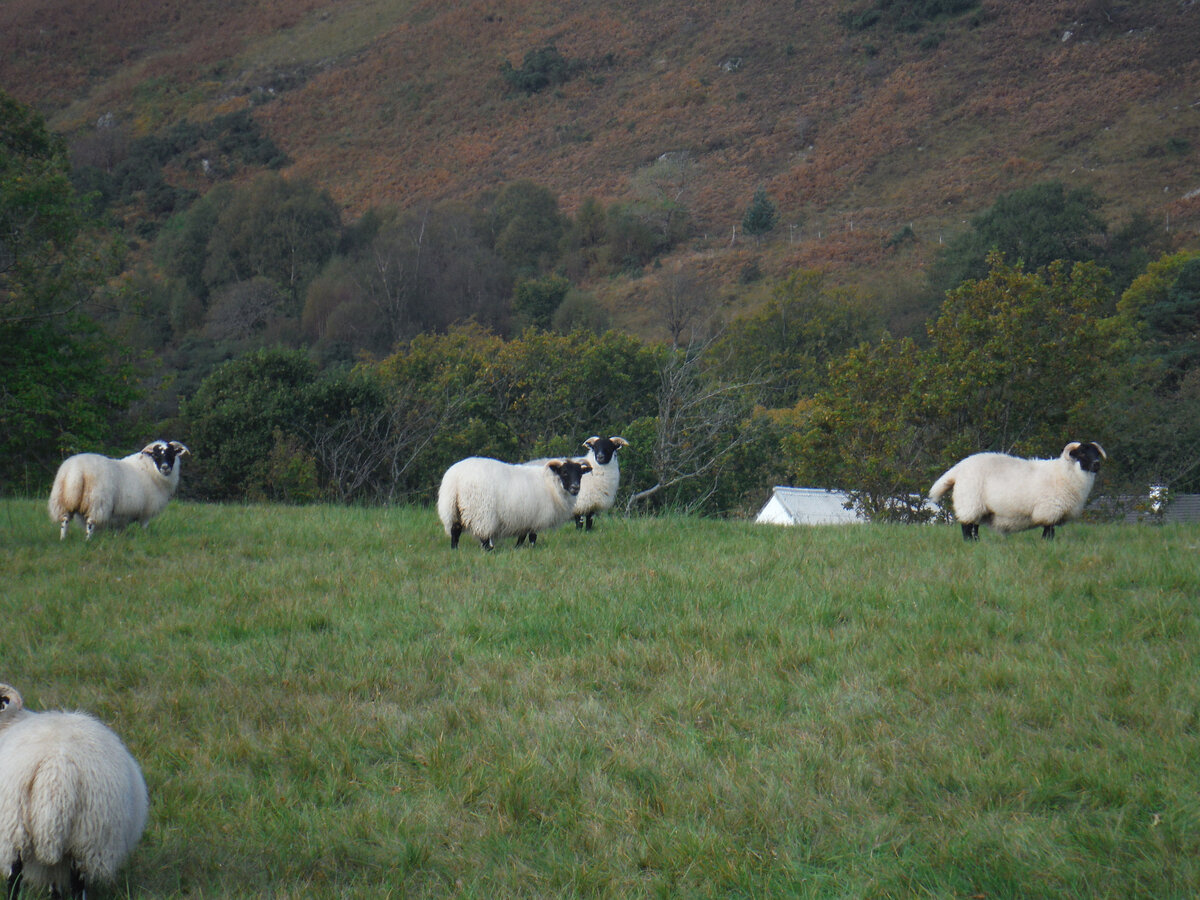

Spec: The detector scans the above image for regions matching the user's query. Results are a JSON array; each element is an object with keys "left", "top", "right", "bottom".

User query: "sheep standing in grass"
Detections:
[
  {"left": 0, "top": 684, "right": 149, "bottom": 899},
  {"left": 573, "top": 435, "right": 629, "bottom": 531},
  {"left": 438, "top": 456, "right": 592, "bottom": 550},
  {"left": 48, "top": 440, "right": 189, "bottom": 540},
  {"left": 929, "top": 441, "right": 1106, "bottom": 541}
]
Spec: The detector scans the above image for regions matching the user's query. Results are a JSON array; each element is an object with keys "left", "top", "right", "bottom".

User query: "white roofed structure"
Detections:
[{"left": 755, "top": 486, "right": 864, "bottom": 526}]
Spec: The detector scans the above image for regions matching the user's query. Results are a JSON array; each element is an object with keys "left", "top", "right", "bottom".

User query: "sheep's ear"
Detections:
[
  {"left": 610, "top": 436, "right": 629, "bottom": 448},
  {"left": 0, "top": 685, "right": 23, "bottom": 712}
]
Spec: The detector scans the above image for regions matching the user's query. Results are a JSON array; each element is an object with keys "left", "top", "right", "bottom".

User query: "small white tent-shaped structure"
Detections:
[{"left": 755, "top": 486, "right": 863, "bottom": 526}]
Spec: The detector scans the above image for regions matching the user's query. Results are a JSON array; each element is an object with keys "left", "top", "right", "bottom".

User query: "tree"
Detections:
[
  {"left": 500, "top": 45, "right": 575, "bottom": 95},
  {"left": 929, "top": 181, "right": 1106, "bottom": 294},
  {"left": 202, "top": 173, "right": 340, "bottom": 306},
  {"left": 1114, "top": 250, "right": 1200, "bottom": 490},
  {"left": 741, "top": 188, "right": 779, "bottom": 242},
  {"left": 654, "top": 261, "right": 716, "bottom": 348},
  {"left": 787, "top": 255, "right": 1145, "bottom": 518},
  {"left": 717, "top": 270, "right": 870, "bottom": 408},
  {"left": 513, "top": 275, "right": 570, "bottom": 330},
  {"left": 182, "top": 348, "right": 320, "bottom": 499},
  {"left": 0, "top": 90, "right": 138, "bottom": 490},
  {"left": 301, "top": 202, "right": 510, "bottom": 356},
  {"left": 488, "top": 180, "right": 565, "bottom": 275},
  {"left": 625, "top": 337, "right": 768, "bottom": 514}
]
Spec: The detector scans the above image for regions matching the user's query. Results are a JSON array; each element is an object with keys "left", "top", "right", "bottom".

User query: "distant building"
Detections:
[
  {"left": 1119, "top": 492, "right": 1200, "bottom": 524},
  {"left": 1165, "top": 494, "right": 1200, "bottom": 523},
  {"left": 755, "top": 486, "right": 863, "bottom": 526}
]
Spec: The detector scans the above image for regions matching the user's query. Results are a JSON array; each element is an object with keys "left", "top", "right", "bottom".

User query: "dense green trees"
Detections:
[
  {"left": 787, "top": 256, "right": 1148, "bottom": 517},
  {"left": 929, "top": 181, "right": 1161, "bottom": 297},
  {"left": 4, "top": 89, "right": 1197, "bottom": 513},
  {"left": 0, "top": 90, "right": 138, "bottom": 490}
]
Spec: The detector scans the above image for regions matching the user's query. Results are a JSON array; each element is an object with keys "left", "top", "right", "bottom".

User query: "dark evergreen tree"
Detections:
[{"left": 741, "top": 188, "right": 779, "bottom": 241}]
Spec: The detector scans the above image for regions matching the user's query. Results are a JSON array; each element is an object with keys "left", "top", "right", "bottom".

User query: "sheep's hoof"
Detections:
[
  {"left": 8, "top": 856, "right": 23, "bottom": 897},
  {"left": 481, "top": 538, "right": 495, "bottom": 551},
  {"left": 585, "top": 515, "right": 595, "bottom": 531}
]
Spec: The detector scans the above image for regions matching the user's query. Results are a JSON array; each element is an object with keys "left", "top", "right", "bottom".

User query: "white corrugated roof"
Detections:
[{"left": 756, "top": 487, "right": 863, "bottom": 526}]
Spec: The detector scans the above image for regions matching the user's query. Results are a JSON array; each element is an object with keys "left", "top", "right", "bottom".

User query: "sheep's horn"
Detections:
[
  {"left": 1092, "top": 442, "right": 1106, "bottom": 459},
  {"left": 610, "top": 436, "right": 629, "bottom": 447},
  {"left": 170, "top": 441, "right": 191, "bottom": 457}
]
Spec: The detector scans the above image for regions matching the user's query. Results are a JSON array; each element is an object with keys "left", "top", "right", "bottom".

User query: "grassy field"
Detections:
[{"left": 2, "top": 499, "right": 1199, "bottom": 899}]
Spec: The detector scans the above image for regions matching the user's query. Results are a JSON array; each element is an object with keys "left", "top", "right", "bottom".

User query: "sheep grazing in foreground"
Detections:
[
  {"left": 0, "top": 684, "right": 149, "bottom": 899},
  {"left": 929, "top": 441, "right": 1107, "bottom": 541},
  {"left": 48, "top": 440, "right": 190, "bottom": 540},
  {"left": 573, "top": 435, "right": 629, "bottom": 531},
  {"left": 438, "top": 456, "right": 592, "bottom": 550}
]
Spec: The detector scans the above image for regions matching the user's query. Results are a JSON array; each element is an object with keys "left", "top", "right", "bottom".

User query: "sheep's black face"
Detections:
[
  {"left": 147, "top": 441, "right": 181, "bottom": 476},
  {"left": 551, "top": 460, "right": 593, "bottom": 495},
  {"left": 584, "top": 436, "right": 627, "bottom": 466},
  {"left": 1070, "top": 441, "right": 1105, "bottom": 474}
]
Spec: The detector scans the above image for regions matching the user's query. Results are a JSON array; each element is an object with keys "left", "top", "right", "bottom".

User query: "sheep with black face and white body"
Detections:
[
  {"left": 0, "top": 684, "right": 149, "bottom": 900},
  {"left": 929, "top": 441, "right": 1106, "bottom": 541},
  {"left": 48, "top": 440, "right": 189, "bottom": 540},
  {"left": 573, "top": 436, "right": 629, "bottom": 530},
  {"left": 437, "top": 456, "right": 592, "bottom": 550}
]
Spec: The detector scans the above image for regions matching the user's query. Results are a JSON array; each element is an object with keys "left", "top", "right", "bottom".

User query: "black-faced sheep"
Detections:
[
  {"left": 437, "top": 456, "right": 593, "bottom": 550},
  {"left": 0, "top": 684, "right": 149, "bottom": 899},
  {"left": 929, "top": 441, "right": 1106, "bottom": 541},
  {"left": 573, "top": 436, "right": 629, "bottom": 531},
  {"left": 48, "top": 440, "right": 190, "bottom": 540}
]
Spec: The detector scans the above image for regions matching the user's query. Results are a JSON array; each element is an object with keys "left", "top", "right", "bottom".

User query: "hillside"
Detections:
[{"left": 2, "top": 0, "right": 1199, "bottom": 332}]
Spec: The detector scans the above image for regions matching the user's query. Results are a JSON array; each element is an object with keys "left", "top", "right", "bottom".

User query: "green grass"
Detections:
[{"left": 3, "top": 500, "right": 1200, "bottom": 898}]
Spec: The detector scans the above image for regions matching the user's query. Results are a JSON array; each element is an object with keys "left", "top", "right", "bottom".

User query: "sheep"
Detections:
[
  {"left": 48, "top": 440, "right": 190, "bottom": 540},
  {"left": 573, "top": 436, "right": 629, "bottom": 531},
  {"left": 0, "top": 684, "right": 149, "bottom": 899},
  {"left": 929, "top": 441, "right": 1107, "bottom": 541},
  {"left": 438, "top": 456, "right": 592, "bottom": 550}
]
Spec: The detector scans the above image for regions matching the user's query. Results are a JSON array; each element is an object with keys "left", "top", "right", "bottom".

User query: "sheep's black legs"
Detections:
[
  {"left": 574, "top": 514, "right": 584, "bottom": 530},
  {"left": 69, "top": 865, "right": 85, "bottom": 900},
  {"left": 1042, "top": 525, "right": 1056, "bottom": 540},
  {"left": 6, "top": 856, "right": 22, "bottom": 900},
  {"left": 584, "top": 513, "right": 595, "bottom": 531},
  {"left": 961, "top": 522, "right": 980, "bottom": 541},
  {"left": 449, "top": 523, "right": 462, "bottom": 549}
]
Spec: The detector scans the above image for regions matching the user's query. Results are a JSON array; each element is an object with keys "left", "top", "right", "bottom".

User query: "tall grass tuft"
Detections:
[{"left": 3, "top": 500, "right": 1199, "bottom": 898}]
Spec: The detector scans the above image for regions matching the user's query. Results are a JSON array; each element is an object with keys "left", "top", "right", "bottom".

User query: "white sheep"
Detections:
[
  {"left": 573, "top": 435, "right": 629, "bottom": 531},
  {"left": 0, "top": 684, "right": 149, "bottom": 899},
  {"left": 438, "top": 456, "right": 592, "bottom": 550},
  {"left": 48, "top": 440, "right": 190, "bottom": 540},
  {"left": 929, "top": 441, "right": 1107, "bottom": 540}
]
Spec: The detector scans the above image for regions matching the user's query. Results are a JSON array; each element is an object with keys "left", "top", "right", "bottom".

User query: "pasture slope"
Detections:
[{"left": 2, "top": 498, "right": 1199, "bottom": 898}]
